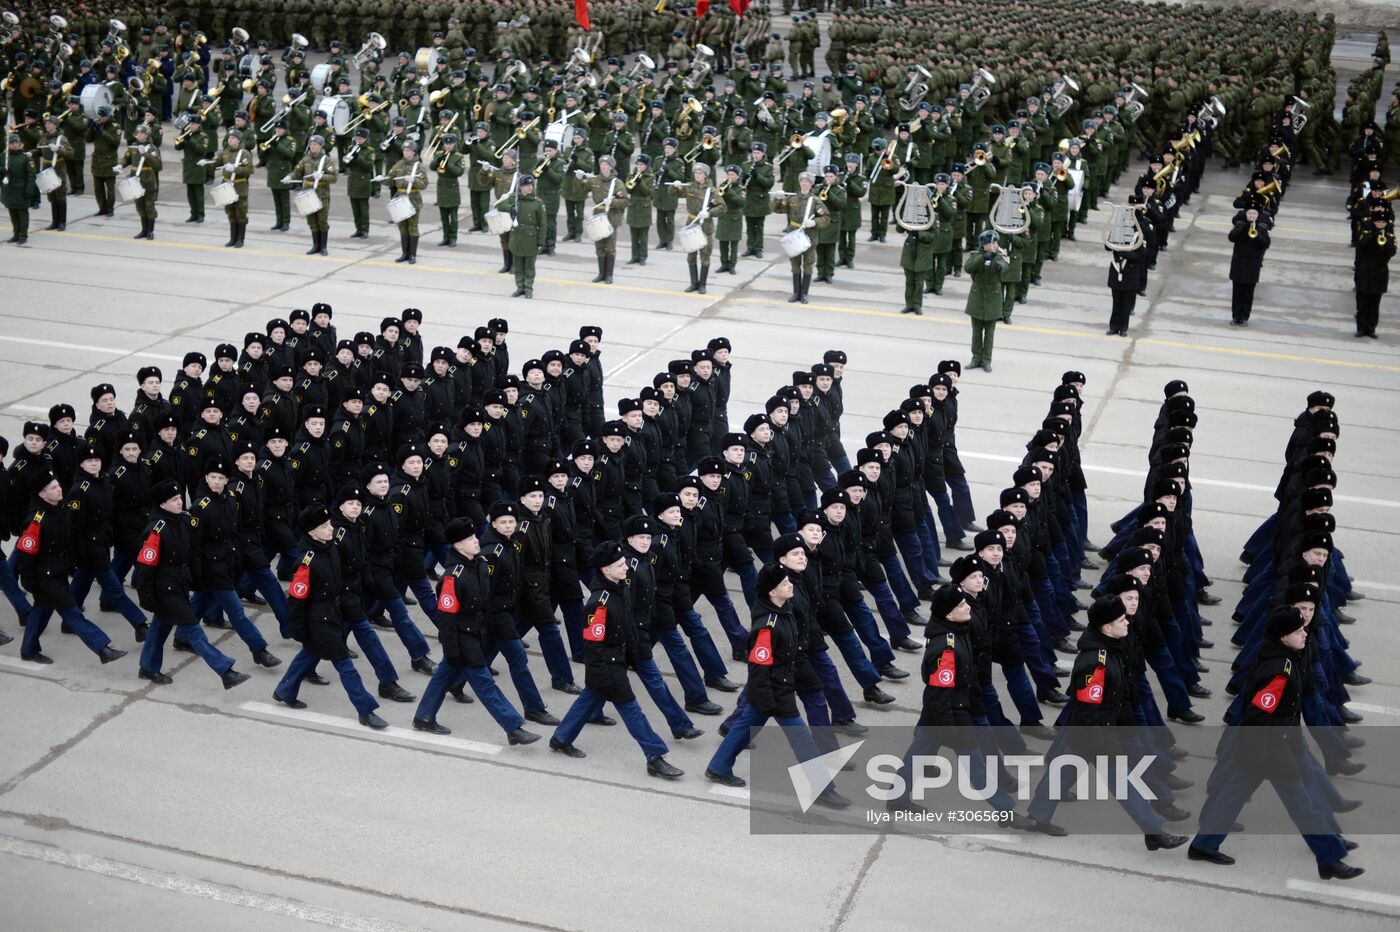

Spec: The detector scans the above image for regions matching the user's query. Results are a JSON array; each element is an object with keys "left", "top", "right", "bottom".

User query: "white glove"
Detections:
[
  {"left": 802, "top": 218, "right": 815, "bottom": 229},
  {"left": 698, "top": 209, "right": 710, "bottom": 221},
  {"left": 573, "top": 168, "right": 586, "bottom": 179},
  {"left": 511, "top": 219, "right": 519, "bottom": 229}
]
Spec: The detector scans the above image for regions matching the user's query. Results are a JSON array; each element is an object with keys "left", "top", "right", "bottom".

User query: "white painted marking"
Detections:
[
  {"left": 239, "top": 701, "right": 503, "bottom": 755},
  {"left": 1350, "top": 580, "right": 1400, "bottom": 593},
  {"left": 0, "top": 334, "right": 184, "bottom": 362},
  {"left": 708, "top": 784, "right": 751, "bottom": 800},
  {"left": 0, "top": 655, "right": 62, "bottom": 674},
  {"left": 0, "top": 834, "right": 428, "bottom": 931},
  {"left": 602, "top": 317, "right": 695, "bottom": 382},
  {"left": 1285, "top": 878, "right": 1400, "bottom": 910},
  {"left": 1345, "top": 702, "right": 1400, "bottom": 717}
]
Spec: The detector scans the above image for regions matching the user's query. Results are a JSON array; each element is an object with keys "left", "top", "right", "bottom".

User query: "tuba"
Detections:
[
  {"left": 1288, "top": 95, "right": 1310, "bottom": 133},
  {"left": 1051, "top": 76, "right": 1079, "bottom": 118},
  {"left": 353, "top": 32, "right": 386, "bottom": 68},
  {"left": 898, "top": 64, "right": 932, "bottom": 111},
  {"left": 1102, "top": 201, "right": 1144, "bottom": 251},
  {"left": 989, "top": 184, "right": 1029, "bottom": 235},
  {"left": 625, "top": 52, "right": 655, "bottom": 83},
  {"left": 969, "top": 67, "right": 996, "bottom": 110},
  {"left": 684, "top": 44, "right": 714, "bottom": 91},
  {"left": 1122, "top": 82, "right": 1149, "bottom": 121}
]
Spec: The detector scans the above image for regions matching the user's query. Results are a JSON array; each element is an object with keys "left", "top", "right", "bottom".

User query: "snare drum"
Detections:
[
  {"left": 316, "top": 97, "right": 351, "bottom": 136},
  {"left": 780, "top": 228, "right": 812, "bottom": 258},
  {"left": 309, "top": 62, "right": 334, "bottom": 94},
  {"left": 544, "top": 120, "right": 571, "bottom": 152},
  {"left": 582, "top": 212, "right": 614, "bottom": 243},
  {"left": 485, "top": 209, "right": 513, "bottom": 235},
  {"left": 677, "top": 222, "right": 708, "bottom": 254},
  {"left": 387, "top": 195, "right": 417, "bottom": 223},
  {"left": 35, "top": 167, "right": 63, "bottom": 195},
  {"left": 209, "top": 181, "right": 239, "bottom": 207},
  {"left": 292, "top": 188, "right": 322, "bottom": 217},
  {"left": 116, "top": 175, "right": 145, "bottom": 203}
]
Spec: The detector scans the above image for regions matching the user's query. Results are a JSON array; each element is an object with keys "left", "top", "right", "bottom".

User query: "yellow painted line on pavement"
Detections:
[{"left": 7, "top": 227, "right": 1398, "bottom": 374}]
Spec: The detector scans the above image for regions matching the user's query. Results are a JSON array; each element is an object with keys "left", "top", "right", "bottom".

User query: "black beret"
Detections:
[
  {"left": 445, "top": 517, "right": 477, "bottom": 544},
  {"left": 150, "top": 478, "right": 184, "bottom": 505},
  {"left": 90, "top": 383, "right": 117, "bottom": 402},
  {"left": 1118, "top": 547, "right": 1154, "bottom": 571},
  {"left": 974, "top": 530, "right": 1006, "bottom": 551},
  {"left": 820, "top": 488, "right": 852, "bottom": 508},
  {"left": 930, "top": 585, "right": 969, "bottom": 619},
  {"left": 489, "top": 501, "right": 521, "bottom": 521},
  {"left": 591, "top": 540, "right": 626, "bottom": 568},
  {"left": 518, "top": 475, "right": 548, "bottom": 496},
  {"left": 773, "top": 533, "right": 805, "bottom": 558},
  {"left": 1266, "top": 605, "right": 1305, "bottom": 640},
  {"left": 297, "top": 505, "right": 332, "bottom": 534},
  {"left": 755, "top": 563, "right": 790, "bottom": 598},
  {"left": 1087, "top": 597, "right": 1127, "bottom": 627}
]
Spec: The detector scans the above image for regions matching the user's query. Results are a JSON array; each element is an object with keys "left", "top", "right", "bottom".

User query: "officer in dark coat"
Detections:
[
  {"left": 134, "top": 478, "right": 247, "bottom": 688},
  {"left": 68, "top": 444, "right": 148, "bottom": 638},
  {"left": 361, "top": 462, "right": 434, "bottom": 671},
  {"left": 17, "top": 470, "right": 125, "bottom": 665},
  {"left": 481, "top": 500, "right": 555, "bottom": 723},
  {"left": 1106, "top": 235, "right": 1148, "bottom": 337},
  {"left": 1353, "top": 202, "right": 1395, "bottom": 337},
  {"left": 550, "top": 541, "right": 684, "bottom": 779},
  {"left": 412, "top": 518, "right": 540, "bottom": 744},
  {"left": 273, "top": 506, "right": 386, "bottom": 729},
  {"left": 1227, "top": 200, "right": 1271, "bottom": 326}
]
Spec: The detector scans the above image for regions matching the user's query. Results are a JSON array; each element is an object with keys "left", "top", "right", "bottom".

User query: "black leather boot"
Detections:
[
  {"left": 698, "top": 263, "right": 709, "bottom": 294},
  {"left": 788, "top": 272, "right": 802, "bottom": 303},
  {"left": 395, "top": 230, "right": 410, "bottom": 262},
  {"left": 685, "top": 255, "right": 700, "bottom": 292}
]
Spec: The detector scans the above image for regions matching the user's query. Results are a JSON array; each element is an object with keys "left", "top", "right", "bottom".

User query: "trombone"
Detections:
[
  {"left": 492, "top": 114, "right": 541, "bottom": 159},
  {"left": 258, "top": 89, "right": 308, "bottom": 132}
]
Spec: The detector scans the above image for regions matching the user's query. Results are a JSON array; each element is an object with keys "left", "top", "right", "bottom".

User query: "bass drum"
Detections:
[
  {"left": 414, "top": 47, "right": 442, "bottom": 74},
  {"left": 316, "top": 97, "right": 350, "bottom": 136},
  {"left": 805, "top": 133, "right": 833, "bottom": 178},
  {"left": 1066, "top": 168, "right": 1085, "bottom": 213},
  {"left": 544, "top": 120, "right": 572, "bottom": 152},
  {"left": 79, "top": 82, "right": 113, "bottom": 120},
  {"left": 309, "top": 62, "right": 334, "bottom": 94}
]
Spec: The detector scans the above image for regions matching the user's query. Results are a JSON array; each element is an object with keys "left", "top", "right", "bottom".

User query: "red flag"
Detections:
[
  {"left": 437, "top": 576, "right": 459, "bottom": 613},
  {"left": 1075, "top": 666, "right": 1105, "bottom": 704},
  {"left": 289, "top": 564, "right": 312, "bottom": 600},
  {"left": 928, "top": 649, "right": 956, "bottom": 687},
  {"left": 16, "top": 517, "right": 42, "bottom": 555},
  {"left": 697, "top": 0, "right": 710, "bottom": 17},
  {"left": 137, "top": 530, "right": 162, "bottom": 566},
  {"left": 583, "top": 604, "right": 608, "bottom": 641},
  {"left": 1250, "top": 674, "right": 1287, "bottom": 714},
  {"left": 730, "top": 0, "right": 750, "bottom": 16},
  {"left": 748, "top": 627, "right": 774, "bottom": 665},
  {"left": 575, "top": 0, "right": 590, "bottom": 31}
]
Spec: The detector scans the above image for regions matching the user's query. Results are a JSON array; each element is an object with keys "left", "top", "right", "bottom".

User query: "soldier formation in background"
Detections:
[{"left": 0, "top": 2, "right": 1391, "bottom": 334}]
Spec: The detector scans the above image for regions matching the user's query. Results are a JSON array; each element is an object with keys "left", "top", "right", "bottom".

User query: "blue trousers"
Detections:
[
  {"left": 190, "top": 589, "right": 268, "bottom": 655},
  {"left": 419, "top": 661, "right": 525, "bottom": 734},
  {"left": 634, "top": 656, "right": 696, "bottom": 735},
  {"left": 71, "top": 566, "right": 146, "bottom": 628},
  {"left": 0, "top": 548, "right": 33, "bottom": 621},
  {"left": 554, "top": 688, "right": 669, "bottom": 761},
  {"left": 810, "top": 648, "right": 857, "bottom": 721},
  {"left": 708, "top": 704, "right": 822, "bottom": 777},
  {"left": 675, "top": 608, "right": 731, "bottom": 680},
  {"left": 732, "top": 560, "right": 758, "bottom": 609},
  {"left": 1015, "top": 622, "right": 1061, "bottom": 694},
  {"left": 881, "top": 553, "right": 921, "bottom": 612},
  {"left": 397, "top": 575, "right": 440, "bottom": 626},
  {"left": 346, "top": 617, "right": 399, "bottom": 685},
  {"left": 276, "top": 650, "right": 379, "bottom": 715},
  {"left": 1028, "top": 731, "right": 1164, "bottom": 831},
  {"left": 1144, "top": 643, "right": 1194, "bottom": 715},
  {"left": 916, "top": 508, "right": 943, "bottom": 578},
  {"left": 484, "top": 636, "right": 547, "bottom": 714},
  {"left": 514, "top": 615, "right": 575, "bottom": 686},
  {"left": 238, "top": 566, "right": 289, "bottom": 636},
  {"left": 559, "top": 599, "right": 584, "bottom": 662},
  {"left": 692, "top": 592, "right": 747, "bottom": 653},
  {"left": 1032, "top": 576, "right": 1070, "bottom": 640},
  {"left": 773, "top": 511, "right": 798, "bottom": 534},
  {"left": 867, "top": 579, "right": 912, "bottom": 643},
  {"left": 653, "top": 627, "right": 712, "bottom": 705},
  {"left": 140, "top": 615, "right": 234, "bottom": 676},
  {"left": 109, "top": 548, "right": 135, "bottom": 585},
  {"left": 368, "top": 597, "right": 431, "bottom": 661},
  {"left": 843, "top": 598, "right": 896, "bottom": 666},
  {"left": 894, "top": 530, "right": 933, "bottom": 591},
  {"left": 722, "top": 687, "right": 837, "bottom": 754},
  {"left": 23, "top": 603, "right": 111, "bottom": 657},
  {"left": 894, "top": 728, "right": 1016, "bottom": 811},
  {"left": 947, "top": 471, "right": 977, "bottom": 528},
  {"left": 1193, "top": 753, "right": 1347, "bottom": 867},
  {"left": 932, "top": 485, "right": 964, "bottom": 545},
  {"left": 422, "top": 541, "right": 450, "bottom": 576},
  {"left": 979, "top": 683, "right": 1032, "bottom": 752},
  {"left": 997, "top": 661, "right": 1045, "bottom": 724},
  {"left": 830, "top": 628, "right": 883, "bottom": 689}
]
